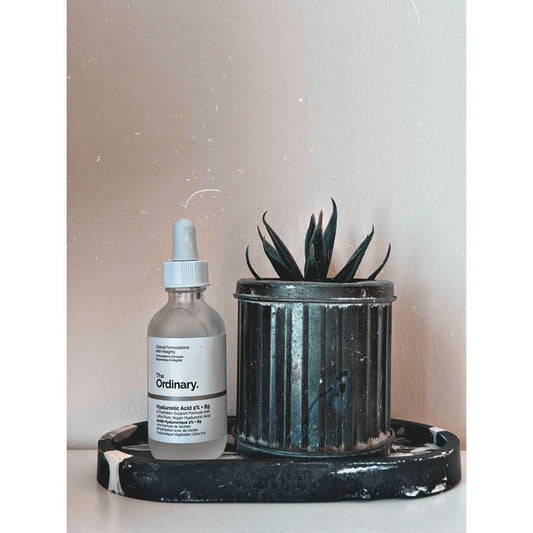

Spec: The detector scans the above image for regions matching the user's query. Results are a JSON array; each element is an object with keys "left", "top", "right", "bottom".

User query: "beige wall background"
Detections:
[{"left": 68, "top": 0, "right": 465, "bottom": 448}]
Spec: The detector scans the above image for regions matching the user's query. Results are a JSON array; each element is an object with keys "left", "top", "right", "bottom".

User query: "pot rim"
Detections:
[{"left": 234, "top": 278, "right": 396, "bottom": 304}]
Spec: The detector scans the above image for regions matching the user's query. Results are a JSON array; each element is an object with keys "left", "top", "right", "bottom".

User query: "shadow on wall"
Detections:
[{"left": 391, "top": 255, "right": 465, "bottom": 447}]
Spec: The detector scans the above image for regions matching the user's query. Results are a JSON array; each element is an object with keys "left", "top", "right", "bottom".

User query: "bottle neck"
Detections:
[{"left": 165, "top": 287, "right": 205, "bottom": 307}]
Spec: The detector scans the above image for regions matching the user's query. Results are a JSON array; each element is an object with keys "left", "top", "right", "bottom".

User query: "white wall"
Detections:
[{"left": 68, "top": 0, "right": 465, "bottom": 448}]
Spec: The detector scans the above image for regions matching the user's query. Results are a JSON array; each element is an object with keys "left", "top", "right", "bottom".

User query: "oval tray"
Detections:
[{"left": 97, "top": 417, "right": 461, "bottom": 502}]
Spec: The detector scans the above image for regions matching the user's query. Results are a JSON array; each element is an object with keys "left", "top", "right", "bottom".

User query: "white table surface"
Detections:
[{"left": 68, "top": 450, "right": 465, "bottom": 533}]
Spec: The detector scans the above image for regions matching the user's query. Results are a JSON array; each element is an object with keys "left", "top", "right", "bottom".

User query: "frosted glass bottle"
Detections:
[
  {"left": 148, "top": 287, "right": 227, "bottom": 459},
  {"left": 147, "top": 219, "right": 227, "bottom": 460}
]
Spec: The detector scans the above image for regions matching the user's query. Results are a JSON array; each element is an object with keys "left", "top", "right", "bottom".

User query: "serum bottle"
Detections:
[{"left": 148, "top": 219, "right": 227, "bottom": 460}]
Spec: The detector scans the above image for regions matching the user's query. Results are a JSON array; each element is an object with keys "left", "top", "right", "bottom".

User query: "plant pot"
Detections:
[{"left": 234, "top": 279, "right": 396, "bottom": 458}]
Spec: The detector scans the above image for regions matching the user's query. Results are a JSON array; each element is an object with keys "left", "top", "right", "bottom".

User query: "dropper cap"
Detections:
[{"left": 163, "top": 219, "right": 209, "bottom": 288}]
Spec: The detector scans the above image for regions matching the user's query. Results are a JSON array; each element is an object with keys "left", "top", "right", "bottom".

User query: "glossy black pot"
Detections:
[{"left": 234, "top": 279, "right": 396, "bottom": 458}]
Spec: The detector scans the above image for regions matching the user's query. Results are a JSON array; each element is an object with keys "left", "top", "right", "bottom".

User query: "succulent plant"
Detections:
[{"left": 246, "top": 199, "right": 391, "bottom": 282}]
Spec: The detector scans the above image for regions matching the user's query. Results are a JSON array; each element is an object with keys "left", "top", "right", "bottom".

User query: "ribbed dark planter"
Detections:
[{"left": 234, "top": 279, "right": 396, "bottom": 458}]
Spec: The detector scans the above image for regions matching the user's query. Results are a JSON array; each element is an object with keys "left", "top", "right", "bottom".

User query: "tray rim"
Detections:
[{"left": 98, "top": 417, "right": 459, "bottom": 465}]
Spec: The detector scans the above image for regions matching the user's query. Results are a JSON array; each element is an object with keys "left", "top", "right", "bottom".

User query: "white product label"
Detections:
[{"left": 148, "top": 335, "right": 227, "bottom": 444}]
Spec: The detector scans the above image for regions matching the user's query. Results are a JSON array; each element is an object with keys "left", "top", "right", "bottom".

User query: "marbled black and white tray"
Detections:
[{"left": 97, "top": 417, "right": 461, "bottom": 502}]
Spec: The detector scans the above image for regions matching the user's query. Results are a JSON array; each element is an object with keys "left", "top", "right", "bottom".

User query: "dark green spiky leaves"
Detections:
[
  {"left": 304, "top": 243, "right": 321, "bottom": 281},
  {"left": 308, "top": 210, "right": 326, "bottom": 280},
  {"left": 304, "top": 214, "right": 316, "bottom": 261},
  {"left": 304, "top": 199, "right": 337, "bottom": 281},
  {"left": 245, "top": 246, "right": 261, "bottom": 280},
  {"left": 367, "top": 244, "right": 391, "bottom": 281},
  {"left": 323, "top": 198, "right": 337, "bottom": 275},
  {"left": 245, "top": 199, "right": 390, "bottom": 282},
  {"left": 332, "top": 225, "right": 374, "bottom": 282},
  {"left": 262, "top": 212, "right": 303, "bottom": 280}
]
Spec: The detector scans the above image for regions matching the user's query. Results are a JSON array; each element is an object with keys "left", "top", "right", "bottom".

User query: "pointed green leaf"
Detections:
[
  {"left": 304, "top": 214, "right": 316, "bottom": 263},
  {"left": 333, "top": 226, "right": 374, "bottom": 282},
  {"left": 367, "top": 244, "right": 391, "bottom": 280},
  {"left": 257, "top": 227, "right": 301, "bottom": 281},
  {"left": 323, "top": 198, "right": 337, "bottom": 277},
  {"left": 304, "top": 243, "right": 321, "bottom": 281},
  {"left": 262, "top": 212, "right": 303, "bottom": 280},
  {"left": 317, "top": 210, "right": 323, "bottom": 229},
  {"left": 245, "top": 246, "right": 262, "bottom": 280},
  {"left": 309, "top": 210, "right": 327, "bottom": 280}
]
